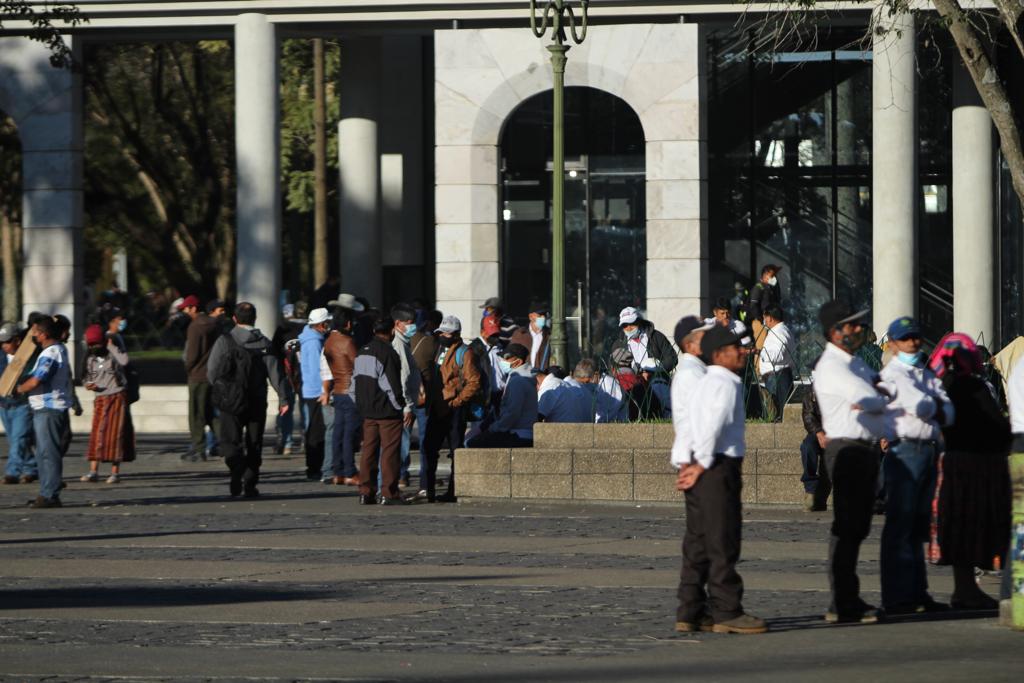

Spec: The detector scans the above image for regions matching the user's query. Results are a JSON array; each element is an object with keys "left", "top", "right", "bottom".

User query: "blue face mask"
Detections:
[
  {"left": 498, "top": 359, "right": 513, "bottom": 375},
  {"left": 897, "top": 350, "right": 923, "bottom": 367},
  {"left": 624, "top": 327, "right": 639, "bottom": 340},
  {"left": 534, "top": 316, "right": 546, "bottom": 329},
  {"left": 117, "top": 319, "right": 127, "bottom": 333},
  {"left": 402, "top": 323, "right": 417, "bottom": 339}
]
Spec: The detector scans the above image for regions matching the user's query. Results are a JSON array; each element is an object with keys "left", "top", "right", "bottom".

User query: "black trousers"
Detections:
[
  {"left": 421, "top": 407, "right": 465, "bottom": 495},
  {"left": 676, "top": 456, "right": 745, "bottom": 623},
  {"left": 824, "top": 438, "right": 881, "bottom": 612},
  {"left": 188, "top": 381, "right": 214, "bottom": 453},
  {"left": 302, "top": 398, "right": 326, "bottom": 478},
  {"left": 219, "top": 408, "right": 265, "bottom": 488}
]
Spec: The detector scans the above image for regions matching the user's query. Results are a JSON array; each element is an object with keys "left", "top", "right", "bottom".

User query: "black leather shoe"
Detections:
[
  {"left": 28, "top": 496, "right": 62, "bottom": 509},
  {"left": 242, "top": 487, "right": 260, "bottom": 498},
  {"left": 359, "top": 494, "right": 377, "bottom": 505},
  {"left": 380, "top": 496, "right": 408, "bottom": 506},
  {"left": 229, "top": 478, "right": 242, "bottom": 497},
  {"left": 435, "top": 491, "right": 457, "bottom": 503}
]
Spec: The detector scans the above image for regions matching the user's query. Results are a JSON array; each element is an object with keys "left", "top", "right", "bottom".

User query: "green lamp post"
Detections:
[{"left": 530, "top": 0, "right": 589, "bottom": 368}]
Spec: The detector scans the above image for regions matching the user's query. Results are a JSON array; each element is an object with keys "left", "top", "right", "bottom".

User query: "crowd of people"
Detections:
[{"left": 671, "top": 293, "right": 1020, "bottom": 633}]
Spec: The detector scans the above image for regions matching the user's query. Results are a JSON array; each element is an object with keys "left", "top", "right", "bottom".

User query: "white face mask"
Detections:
[{"left": 768, "top": 276, "right": 778, "bottom": 287}]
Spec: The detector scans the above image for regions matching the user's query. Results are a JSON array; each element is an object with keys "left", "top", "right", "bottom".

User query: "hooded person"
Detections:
[{"left": 609, "top": 307, "right": 678, "bottom": 375}]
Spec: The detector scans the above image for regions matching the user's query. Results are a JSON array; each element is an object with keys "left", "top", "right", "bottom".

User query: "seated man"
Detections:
[
  {"left": 538, "top": 367, "right": 592, "bottom": 423},
  {"left": 564, "top": 358, "right": 624, "bottom": 423},
  {"left": 465, "top": 343, "right": 536, "bottom": 448}
]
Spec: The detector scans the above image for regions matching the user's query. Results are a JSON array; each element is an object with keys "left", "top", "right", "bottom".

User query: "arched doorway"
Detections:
[{"left": 500, "top": 87, "right": 645, "bottom": 363}]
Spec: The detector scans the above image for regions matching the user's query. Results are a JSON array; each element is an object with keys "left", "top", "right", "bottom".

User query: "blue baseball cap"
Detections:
[{"left": 887, "top": 316, "right": 921, "bottom": 341}]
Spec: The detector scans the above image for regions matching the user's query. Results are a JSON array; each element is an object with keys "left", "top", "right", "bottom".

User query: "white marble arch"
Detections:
[
  {"left": 434, "top": 23, "right": 708, "bottom": 335},
  {"left": 0, "top": 36, "right": 84, "bottom": 365}
]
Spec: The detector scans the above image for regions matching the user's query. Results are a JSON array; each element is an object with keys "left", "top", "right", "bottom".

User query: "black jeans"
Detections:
[
  {"left": 800, "top": 433, "right": 832, "bottom": 499},
  {"left": 421, "top": 407, "right": 465, "bottom": 495},
  {"left": 219, "top": 408, "right": 266, "bottom": 489},
  {"left": 302, "top": 398, "right": 326, "bottom": 478},
  {"left": 188, "top": 381, "right": 214, "bottom": 453},
  {"left": 824, "top": 438, "right": 881, "bottom": 612},
  {"left": 676, "top": 456, "right": 745, "bottom": 623}
]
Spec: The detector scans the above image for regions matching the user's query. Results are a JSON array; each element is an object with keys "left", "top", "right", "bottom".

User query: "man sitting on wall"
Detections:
[{"left": 466, "top": 343, "right": 537, "bottom": 448}]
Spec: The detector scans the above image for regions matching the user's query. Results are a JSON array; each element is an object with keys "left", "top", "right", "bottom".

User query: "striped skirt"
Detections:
[{"left": 86, "top": 392, "right": 136, "bottom": 463}]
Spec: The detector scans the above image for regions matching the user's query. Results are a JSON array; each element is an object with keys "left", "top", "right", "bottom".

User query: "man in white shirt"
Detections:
[
  {"left": 877, "top": 316, "right": 953, "bottom": 615},
  {"left": 508, "top": 302, "right": 551, "bottom": 371},
  {"left": 705, "top": 297, "right": 747, "bottom": 338},
  {"left": 674, "top": 326, "right": 767, "bottom": 635},
  {"left": 758, "top": 306, "right": 795, "bottom": 422},
  {"left": 812, "top": 300, "right": 895, "bottom": 625},
  {"left": 670, "top": 316, "right": 713, "bottom": 469}
]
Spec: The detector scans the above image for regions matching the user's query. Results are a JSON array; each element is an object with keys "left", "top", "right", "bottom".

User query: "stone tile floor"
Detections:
[{"left": 0, "top": 434, "right": 1018, "bottom": 682}]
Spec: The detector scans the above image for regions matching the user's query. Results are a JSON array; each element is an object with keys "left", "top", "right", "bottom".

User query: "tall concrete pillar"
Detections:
[
  {"left": 0, "top": 36, "right": 84, "bottom": 369},
  {"left": 871, "top": 7, "right": 917, "bottom": 335},
  {"left": 952, "top": 61, "right": 994, "bottom": 345},
  {"left": 234, "top": 14, "right": 281, "bottom": 335},
  {"left": 339, "top": 38, "right": 382, "bottom": 308}
]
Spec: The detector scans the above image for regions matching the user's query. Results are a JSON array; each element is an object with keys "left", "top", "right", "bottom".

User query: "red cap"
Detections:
[
  {"left": 84, "top": 324, "right": 104, "bottom": 346},
  {"left": 481, "top": 315, "right": 500, "bottom": 338},
  {"left": 177, "top": 294, "right": 200, "bottom": 311}
]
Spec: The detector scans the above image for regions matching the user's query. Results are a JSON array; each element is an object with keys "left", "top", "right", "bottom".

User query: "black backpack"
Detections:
[{"left": 211, "top": 334, "right": 267, "bottom": 415}]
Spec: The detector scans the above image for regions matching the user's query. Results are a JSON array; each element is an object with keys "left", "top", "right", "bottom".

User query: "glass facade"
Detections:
[
  {"left": 500, "top": 87, "right": 645, "bottom": 363},
  {"left": 706, "top": 27, "right": 873, "bottom": 369}
]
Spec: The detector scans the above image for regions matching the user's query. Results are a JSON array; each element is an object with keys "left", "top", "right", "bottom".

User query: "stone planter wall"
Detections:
[{"left": 458, "top": 419, "right": 808, "bottom": 506}]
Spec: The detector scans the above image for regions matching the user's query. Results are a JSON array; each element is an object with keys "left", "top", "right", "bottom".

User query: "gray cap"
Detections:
[
  {"left": 0, "top": 320, "right": 19, "bottom": 343},
  {"left": 435, "top": 315, "right": 461, "bottom": 334}
]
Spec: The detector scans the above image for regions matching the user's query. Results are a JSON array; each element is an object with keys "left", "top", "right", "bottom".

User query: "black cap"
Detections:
[
  {"left": 762, "top": 263, "right": 783, "bottom": 275},
  {"left": 527, "top": 301, "right": 549, "bottom": 315},
  {"left": 700, "top": 325, "right": 743, "bottom": 358},
  {"left": 502, "top": 343, "right": 529, "bottom": 361},
  {"left": 673, "top": 315, "right": 711, "bottom": 346},
  {"left": 818, "top": 300, "right": 870, "bottom": 333},
  {"left": 206, "top": 299, "right": 226, "bottom": 313},
  {"left": 479, "top": 297, "right": 503, "bottom": 309}
]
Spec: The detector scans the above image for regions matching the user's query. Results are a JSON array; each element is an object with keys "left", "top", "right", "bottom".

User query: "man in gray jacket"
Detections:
[
  {"left": 207, "top": 302, "right": 291, "bottom": 498},
  {"left": 391, "top": 304, "right": 422, "bottom": 488}
]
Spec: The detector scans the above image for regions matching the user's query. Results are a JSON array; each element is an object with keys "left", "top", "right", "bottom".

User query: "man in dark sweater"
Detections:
[
  {"left": 182, "top": 295, "right": 222, "bottom": 461},
  {"left": 353, "top": 317, "right": 407, "bottom": 505}
]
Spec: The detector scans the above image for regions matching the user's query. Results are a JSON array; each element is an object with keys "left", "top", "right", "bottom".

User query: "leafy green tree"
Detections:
[{"left": 0, "top": 0, "right": 84, "bottom": 67}]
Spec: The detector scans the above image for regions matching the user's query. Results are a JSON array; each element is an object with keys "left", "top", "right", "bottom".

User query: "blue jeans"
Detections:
[
  {"left": 880, "top": 439, "right": 937, "bottom": 609},
  {"left": 2, "top": 402, "right": 36, "bottom": 478},
  {"left": 276, "top": 392, "right": 298, "bottom": 449},
  {"left": 414, "top": 405, "right": 428, "bottom": 482},
  {"left": 33, "top": 408, "right": 68, "bottom": 500},
  {"left": 325, "top": 394, "right": 361, "bottom": 479},
  {"left": 763, "top": 368, "right": 793, "bottom": 422},
  {"left": 317, "top": 399, "right": 336, "bottom": 480}
]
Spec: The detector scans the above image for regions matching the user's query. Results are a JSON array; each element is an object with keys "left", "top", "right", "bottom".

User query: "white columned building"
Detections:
[{"left": 234, "top": 13, "right": 282, "bottom": 334}]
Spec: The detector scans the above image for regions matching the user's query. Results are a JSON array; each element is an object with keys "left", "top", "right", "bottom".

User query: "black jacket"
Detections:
[
  {"left": 802, "top": 387, "right": 823, "bottom": 436},
  {"left": 352, "top": 337, "right": 405, "bottom": 420},
  {"left": 748, "top": 281, "right": 781, "bottom": 322},
  {"left": 608, "top": 321, "right": 678, "bottom": 373}
]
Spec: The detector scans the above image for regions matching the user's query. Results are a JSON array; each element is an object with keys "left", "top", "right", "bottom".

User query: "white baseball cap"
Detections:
[
  {"left": 618, "top": 306, "right": 640, "bottom": 327},
  {"left": 308, "top": 308, "right": 332, "bottom": 326},
  {"left": 436, "top": 315, "right": 461, "bottom": 334}
]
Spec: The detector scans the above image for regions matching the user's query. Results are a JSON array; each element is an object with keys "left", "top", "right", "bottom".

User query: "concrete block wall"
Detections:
[{"left": 458, "top": 419, "right": 808, "bottom": 506}]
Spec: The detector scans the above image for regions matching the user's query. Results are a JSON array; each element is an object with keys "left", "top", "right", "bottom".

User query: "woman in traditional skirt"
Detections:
[
  {"left": 81, "top": 323, "right": 135, "bottom": 483},
  {"left": 928, "top": 333, "right": 1011, "bottom": 610}
]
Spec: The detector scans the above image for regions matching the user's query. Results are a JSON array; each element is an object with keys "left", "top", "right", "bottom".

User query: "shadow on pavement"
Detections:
[
  {"left": 766, "top": 609, "right": 998, "bottom": 633},
  {"left": 0, "top": 526, "right": 310, "bottom": 546},
  {"left": 0, "top": 584, "right": 341, "bottom": 610}
]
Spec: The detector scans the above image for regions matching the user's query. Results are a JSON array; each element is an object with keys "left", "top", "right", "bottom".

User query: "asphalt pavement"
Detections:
[{"left": 0, "top": 434, "right": 1018, "bottom": 682}]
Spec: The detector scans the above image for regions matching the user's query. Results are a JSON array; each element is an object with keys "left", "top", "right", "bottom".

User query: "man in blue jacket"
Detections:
[{"left": 299, "top": 307, "right": 333, "bottom": 480}]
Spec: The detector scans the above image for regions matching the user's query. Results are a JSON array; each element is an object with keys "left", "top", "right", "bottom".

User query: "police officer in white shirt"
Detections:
[
  {"left": 812, "top": 300, "right": 895, "bottom": 624},
  {"left": 877, "top": 316, "right": 953, "bottom": 614},
  {"left": 758, "top": 305, "right": 795, "bottom": 422},
  {"left": 674, "top": 325, "right": 767, "bottom": 635}
]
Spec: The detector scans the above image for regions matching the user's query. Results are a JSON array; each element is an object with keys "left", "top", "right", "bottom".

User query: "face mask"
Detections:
[
  {"left": 402, "top": 323, "right": 417, "bottom": 339},
  {"left": 840, "top": 327, "right": 866, "bottom": 351},
  {"left": 898, "top": 350, "right": 923, "bottom": 367},
  {"left": 117, "top": 319, "right": 127, "bottom": 333},
  {"left": 624, "top": 327, "right": 639, "bottom": 340},
  {"left": 498, "top": 359, "right": 513, "bottom": 375},
  {"left": 534, "top": 316, "right": 546, "bottom": 329},
  {"left": 439, "top": 336, "right": 456, "bottom": 348},
  {"left": 768, "top": 276, "right": 778, "bottom": 287}
]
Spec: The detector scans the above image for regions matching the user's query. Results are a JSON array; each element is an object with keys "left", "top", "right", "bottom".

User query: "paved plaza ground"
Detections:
[{"left": 0, "top": 434, "right": 1020, "bottom": 682}]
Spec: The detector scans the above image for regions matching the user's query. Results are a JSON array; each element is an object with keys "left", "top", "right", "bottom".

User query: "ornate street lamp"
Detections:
[{"left": 530, "top": 0, "right": 588, "bottom": 368}]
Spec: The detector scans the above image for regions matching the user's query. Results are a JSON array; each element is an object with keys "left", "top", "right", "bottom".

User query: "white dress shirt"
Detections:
[
  {"left": 704, "top": 318, "right": 747, "bottom": 338},
  {"left": 758, "top": 321, "right": 795, "bottom": 376},
  {"left": 1009, "top": 357, "right": 1024, "bottom": 434},
  {"left": 530, "top": 326, "right": 544, "bottom": 368},
  {"left": 679, "top": 365, "right": 745, "bottom": 470},
  {"left": 670, "top": 353, "right": 707, "bottom": 468},
  {"left": 812, "top": 343, "right": 896, "bottom": 441},
  {"left": 879, "top": 356, "right": 953, "bottom": 441}
]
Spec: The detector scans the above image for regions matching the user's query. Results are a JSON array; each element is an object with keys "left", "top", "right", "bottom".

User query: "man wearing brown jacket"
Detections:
[
  {"left": 419, "top": 315, "right": 481, "bottom": 502},
  {"left": 322, "top": 309, "right": 361, "bottom": 485},
  {"left": 182, "top": 295, "right": 222, "bottom": 461}
]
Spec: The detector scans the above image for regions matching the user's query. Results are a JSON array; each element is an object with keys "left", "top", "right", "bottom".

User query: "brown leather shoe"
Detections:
[
  {"left": 711, "top": 614, "right": 768, "bottom": 634},
  {"left": 28, "top": 495, "right": 62, "bottom": 509},
  {"left": 2, "top": 475, "right": 19, "bottom": 485},
  {"left": 20, "top": 474, "right": 38, "bottom": 484}
]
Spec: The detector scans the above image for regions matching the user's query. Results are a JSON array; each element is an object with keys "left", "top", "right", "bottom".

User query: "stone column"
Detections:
[
  {"left": 339, "top": 38, "right": 382, "bottom": 308},
  {"left": 0, "top": 37, "right": 85, "bottom": 368},
  {"left": 952, "top": 61, "right": 994, "bottom": 345},
  {"left": 234, "top": 14, "right": 282, "bottom": 335},
  {"left": 871, "top": 7, "right": 917, "bottom": 335}
]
